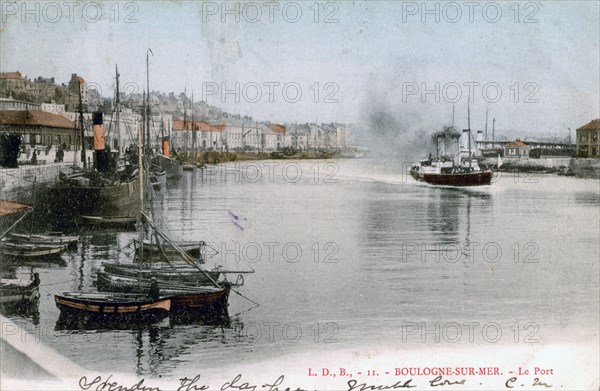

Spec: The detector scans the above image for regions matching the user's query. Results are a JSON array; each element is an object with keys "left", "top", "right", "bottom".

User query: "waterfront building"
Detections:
[
  {"left": 262, "top": 124, "right": 290, "bottom": 150},
  {"left": 221, "top": 123, "right": 261, "bottom": 151},
  {"left": 576, "top": 119, "right": 600, "bottom": 158},
  {"left": 171, "top": 120, "right": 223, "bottom": 152},
  {"left": 504, "top": 139, "right": 530, "bottom": 158},
  {"left": 0, "top": 110, "right": 79, "bottom": 167}
]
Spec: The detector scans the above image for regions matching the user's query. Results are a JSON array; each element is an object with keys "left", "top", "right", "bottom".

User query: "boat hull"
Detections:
[
  {"left": 96, "top": 269, "right": 222, "bottom": 292},
  {"left": 81, "top": 216, "right": 137, "bottom": 228},
  {"left": 133, "top": 239, "right": 203, "bottom": 261},
  {"left": 151, "top": 155, "right": 183, "bottom": 179},
  {"left": 45, "top": 178, "right": 140, "bottom": 221},
  {"left": 167, "top": 285, "right": 230, "bottom": 311},
  {"left": 423, "top": 171, "right": 493, "bottom": 186},
  {"left": 54, "top": 292, "right": 170, "bottom": 323},
  {"left": 96, "top": 271, "right": 229, "bottom": 311},
  {"left": 0, "top": 241, "right": 67, "bottom": 258},
  {"left": 7, "top": 233, "right": 79, "bottom": 247}
]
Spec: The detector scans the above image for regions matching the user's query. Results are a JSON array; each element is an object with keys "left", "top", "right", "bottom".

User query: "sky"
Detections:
[{"left": 1, "top": 0, "right": 599, "bottom": 136}]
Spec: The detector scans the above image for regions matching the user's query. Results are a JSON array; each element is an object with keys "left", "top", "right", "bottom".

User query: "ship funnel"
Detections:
[
  {"left": 93, "top": 111, "right": 108, "bottom": 172},
  {"left": 162, "top": 137, "right": 170, "bottom": 158}
]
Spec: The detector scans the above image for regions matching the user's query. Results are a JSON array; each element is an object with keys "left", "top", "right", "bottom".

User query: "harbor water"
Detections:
[{"left": 2, "top": 159, "right": 598, "bottom": 378}]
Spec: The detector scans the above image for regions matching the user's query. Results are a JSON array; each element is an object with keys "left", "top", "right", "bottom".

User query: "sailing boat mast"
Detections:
[
  {"left": 467, "top": 98, "right": 472, "bottom": 170},
  {"left": 146, "top": 49, "right": 153, "bottom": 153},
  {"left": 484, "top": 107, "right": 489, "bottom": 141},
  {"left": 115, "top": 65, "right": 121, "bottom": 157},
  {"left": 78, "top": 78, "right": 87, "bottom": 169},
  {"left": 137, "top": 94, "right": 145, "bottom": 260},
  {"left": 183, "top": 87, "right": 188, "bottom": 156},
  {"left": 191, "top": 91, "right": 196, "bottom": 157}
]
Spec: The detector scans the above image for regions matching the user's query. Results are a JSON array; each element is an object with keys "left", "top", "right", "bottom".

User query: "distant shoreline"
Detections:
[{"left": 175, "top": 150, "right": 361, "bottom": 165}]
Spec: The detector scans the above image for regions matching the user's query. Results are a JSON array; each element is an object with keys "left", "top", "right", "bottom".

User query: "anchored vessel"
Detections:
[{"left": 55, "top": 292, "right": 171, "bottom": 322}]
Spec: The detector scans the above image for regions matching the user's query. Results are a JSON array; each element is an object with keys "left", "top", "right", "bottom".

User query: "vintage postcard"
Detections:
[{"left": 0, "top": 1, "right": 599, "bottom": 390}]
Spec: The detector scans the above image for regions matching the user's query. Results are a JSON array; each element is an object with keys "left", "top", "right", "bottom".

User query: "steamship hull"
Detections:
[
  {"left": 45, "top": 179, "right": 140, "bottom": 222},
  {"left": 423, "top": 171, "right": 493, "bottom": 186},
  {"left": 152, "top": 155, "right": 183, "bottom": 179}
]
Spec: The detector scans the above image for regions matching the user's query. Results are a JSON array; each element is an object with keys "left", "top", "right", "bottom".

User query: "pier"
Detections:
[{"left": 0, "top": 151, "right": 86, "bottom": 204}]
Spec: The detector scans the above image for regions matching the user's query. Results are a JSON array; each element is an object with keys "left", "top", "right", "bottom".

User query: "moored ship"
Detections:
[{"left": 45, "top": 110, "right": 141, "bottom": 222}]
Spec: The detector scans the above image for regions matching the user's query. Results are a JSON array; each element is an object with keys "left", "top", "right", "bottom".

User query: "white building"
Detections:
[
  {"left": 171, "top": 120, "right": 223, "bottom": 153},
  {"left": 223, "top": 124, "right": 262, "bottom": 150}
]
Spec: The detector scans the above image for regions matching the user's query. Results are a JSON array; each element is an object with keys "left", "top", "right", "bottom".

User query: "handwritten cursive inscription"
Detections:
[
  {"left": 79, "top": 375, "right": 161, "bottom": 391},
  {"left": 429, "top": 376, "right": 466, "bottom": 387},
  {"left": 347, "top": 378, "right": 416, "bottom": 391}
]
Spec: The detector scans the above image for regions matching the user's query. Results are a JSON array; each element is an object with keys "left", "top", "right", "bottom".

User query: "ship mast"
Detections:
[
  {"left": 78, "top": 78, "right": 87, "bottom": 170},
  {"left": 137, "top": 92, "right": 145, "bottom": 261},
  {"left": 484, "top": 107, "right": 489, "bottom": 141},
  {"left": 146, "top": 48, "right": 153, "bottom": 153},
  {"left": 183, "top": 87, "right": 188, "bottom": 156},
  {"left": 467, "top": 98, "right": 472, "bottom": 170},
  {"left": 191, "top": 91, "right": 196, "bottom": 157},
  {"left": 115, "top": 65, "right": 121, "bottom": 157}
]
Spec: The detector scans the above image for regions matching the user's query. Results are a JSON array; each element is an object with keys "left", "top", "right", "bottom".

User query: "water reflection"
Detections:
[{"left": 0, "top": 300, "right": 40, "bottom": 325}]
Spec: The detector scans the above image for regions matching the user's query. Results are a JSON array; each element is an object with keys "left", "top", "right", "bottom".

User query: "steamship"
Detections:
[
  {"left": 46, "top": 111, "right": 141, "bottom": 224},
  {"left": 410, "top": 123, "right": 493, "bottom": 187}
]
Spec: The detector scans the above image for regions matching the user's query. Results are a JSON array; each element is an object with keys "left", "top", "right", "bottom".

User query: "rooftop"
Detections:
[
  {"left": 267, "top": 124, "right": 286, "bottom": 134},
  {"left": 172, "top": 120, "right": 222, "bottom": 132},
  {"left": 505, "top": 140, "right": 529, "bottom": 147},
  {"left": 0, "top": 110, "right": 76, "bottom": 129},
  {"left": 0, "top": 72, "right": 23, "bottom": 80},
  {"left": 576, "top": 119, "right": 600, "bottom": 131}
]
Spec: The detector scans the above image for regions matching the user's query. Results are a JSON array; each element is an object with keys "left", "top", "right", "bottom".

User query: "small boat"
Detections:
[
  {"left": 7, "top": 232, "right": 79, "bottom": 247},
  {"left": 95, "top": 272, "right": 230, "bottom": 311},
  {"left": 151, "top": 155, "right": 183, "bottom": 179},
  {"left": 81, "top": 215, "right": 137, "bottom": 228},
  {"left": 182, "top": 164, "right": 196, "bottom": 171},
  {"left": 165, "top": 284, "right": 230, "bottom": 312},
  {"left": 54, "top": 291, "right": 171, "bottom": 322},
  {"left": 0, "top": 240, "right": 67, "bottom": 258},
  {"left": 0, "top": 273, "right": 40, "bottom": 304},
  {"left": 96, "top": 268, "right": 222, "bottom": 292},
  {"left": 133, "top": 238, "right": 204, "bottom": 261}
]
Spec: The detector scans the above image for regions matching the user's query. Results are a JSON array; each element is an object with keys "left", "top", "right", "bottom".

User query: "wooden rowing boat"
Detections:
[
  {"left": 54, "top": 292, "right": 171, "bottom": 322},
  {"left": 7, "top": 232, "right": 79, "bottom": 247},
  {"left": 166, "top": 284, "right": 230, "bottom": 311},
  {"left": 133, "top": 238, "right": 204, "bottom": 261},
  {"left": 81, "top": 215, "right": 137, "bottom": 227},
  {"left": 95, "top": 271, "right": 230, "bottom": 311},
  {"left": 0, "top": 240, "right": 67, "bottom": 258},
  {"left": 96, "top": 269, "right": 222, "bottom": 293}
]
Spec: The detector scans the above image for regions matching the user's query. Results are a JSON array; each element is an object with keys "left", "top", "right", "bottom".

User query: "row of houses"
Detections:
[{"left": 0, "top": 98, "right": 352, "bottom": 167}]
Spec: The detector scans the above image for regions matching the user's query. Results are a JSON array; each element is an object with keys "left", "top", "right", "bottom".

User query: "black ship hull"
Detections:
[{"left": 423, "top": 171, "right": 493, "bottom": 186}]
